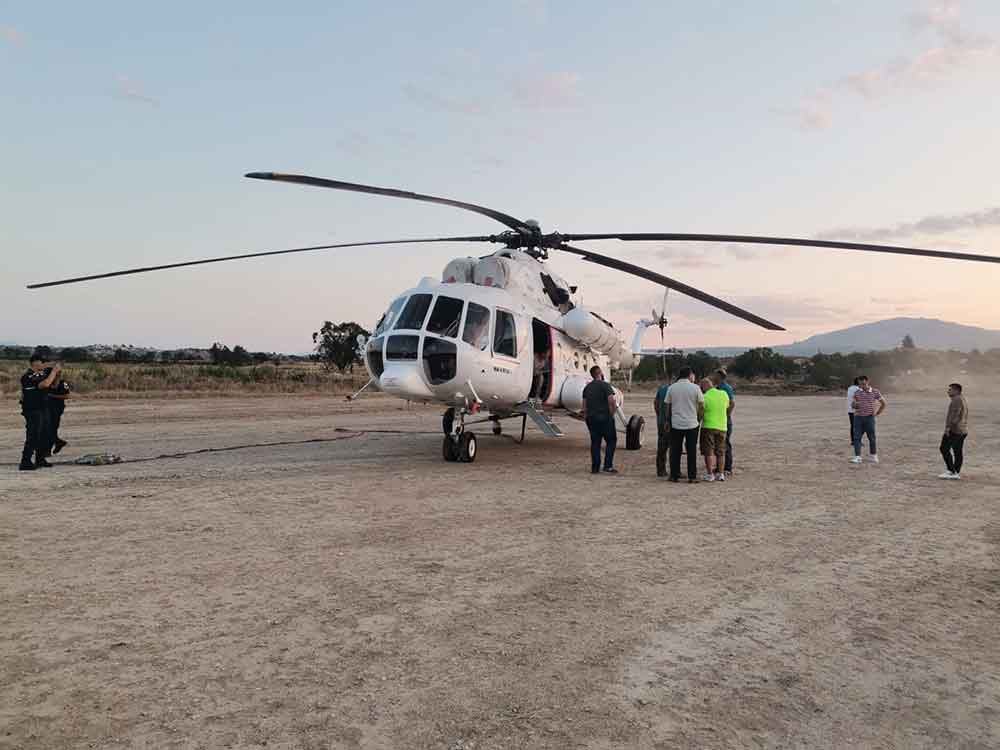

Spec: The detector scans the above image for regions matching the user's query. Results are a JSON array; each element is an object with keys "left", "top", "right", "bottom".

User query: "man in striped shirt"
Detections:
[{"left": 850, "top": 375, "right": 886, "bottom": 464}]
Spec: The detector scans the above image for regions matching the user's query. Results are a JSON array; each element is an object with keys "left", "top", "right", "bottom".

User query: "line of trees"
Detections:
[{"left": 631, "top": 344, "right": 1000, "bottom": 388}]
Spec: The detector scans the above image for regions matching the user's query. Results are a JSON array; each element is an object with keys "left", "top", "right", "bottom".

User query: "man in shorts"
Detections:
[{"left": 699, "top": 377, "right": 730, "bottom": 482}]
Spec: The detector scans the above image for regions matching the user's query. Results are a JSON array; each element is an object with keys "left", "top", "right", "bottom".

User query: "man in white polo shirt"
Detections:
[{"left": 665, "top": 366, "right": 705, "bottom": 482}]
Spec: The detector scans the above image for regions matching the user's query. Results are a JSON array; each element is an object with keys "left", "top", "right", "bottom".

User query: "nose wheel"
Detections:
[{"left": 442, "top": 407, "right": 477, "bottom": 463}]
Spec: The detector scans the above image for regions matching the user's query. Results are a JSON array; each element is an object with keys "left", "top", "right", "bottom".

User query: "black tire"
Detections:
[
  {"left": 442, "top": 407, "right": 455, "bottom": 436},
  {"left": 459, "top": 432, "right": 477, "bottom": 463},
  {"left": 625, "top": 414, "right": 645, "bottom": 450},
  {"left": 442, "top": 436, "right": 459, "bottom": 462}
]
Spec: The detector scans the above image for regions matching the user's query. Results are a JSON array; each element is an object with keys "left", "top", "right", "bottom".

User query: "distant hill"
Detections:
[
  {"left": 775, "top": 318, "right": 1000, "bottom": 355},
  {"left": 685, "top": 318, "right": 1000, "bottom": 357}
]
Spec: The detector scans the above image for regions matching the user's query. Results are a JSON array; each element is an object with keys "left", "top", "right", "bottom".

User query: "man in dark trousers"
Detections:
[
  {"left": 715, "top": 368, "right": 735, "bottom": 477},
  {"left": 653, "top": 376, "right": 672, "bottom": 477},
  {"left": 46, "top": 371, "right": 71, "bottom": 456},
  {"left": 580, "top": 365, "right": 618, "bottom": 474},
  {"left": 938, "top": 382, "right": 968, "bottom": 480},
  {"left": 19, "top": 353, "right": 60, "bottom": 470},
  {"left": 665, "top": 366, "right": 705, "bottom": 482}
]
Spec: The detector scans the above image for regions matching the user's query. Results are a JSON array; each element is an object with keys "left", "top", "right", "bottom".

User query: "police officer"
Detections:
[
  {"left": 19, "top": 353, "right": 60, "bottom": 470},
  {"left": 46, "top": 370, "right": 71, "bottom": 456}
]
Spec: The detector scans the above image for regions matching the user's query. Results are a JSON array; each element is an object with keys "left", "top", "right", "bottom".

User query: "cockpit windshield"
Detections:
[
  {"left": 375, "top": 296, "right": 407, "bottom": 336},
  {"left": 426, "top": 295, "right": 465, "bottom": 338},
  {"left": 394, "top": 293, "right": 432, "bottom": 331}
]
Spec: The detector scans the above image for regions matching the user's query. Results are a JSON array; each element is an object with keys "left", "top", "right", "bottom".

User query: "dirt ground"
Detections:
[{"left": 2, "top": 391, "right": 998, "bottom": 749}]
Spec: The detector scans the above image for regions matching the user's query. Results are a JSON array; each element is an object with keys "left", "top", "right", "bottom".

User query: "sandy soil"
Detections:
[{"left": 2, "top": 392, "right": 998, "bottom": 749}]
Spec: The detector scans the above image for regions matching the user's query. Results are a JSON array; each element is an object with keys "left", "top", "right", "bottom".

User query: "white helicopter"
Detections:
[{"left": 29, "top": 172, "right": 1000, "bottom": 463}]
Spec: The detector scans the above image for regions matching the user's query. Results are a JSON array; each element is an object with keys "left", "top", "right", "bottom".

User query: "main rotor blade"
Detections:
[
  {"left": 246, "top": 172, "right": 530, "bottom": 232},
  {"left": 26, "top": 236, "right": 493, "bottom": 289},
  {"left": 558, "top": 233, "right": 1000, "bottom": 264},
  {"left": 555, "top": 243, "right": 785, "bottom": 331}
]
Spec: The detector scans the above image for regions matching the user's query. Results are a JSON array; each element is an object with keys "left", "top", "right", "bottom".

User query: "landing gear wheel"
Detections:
[
  {"left": 442, "top": 436, "right": 459, "bottom": 462},
  {"left": 625, "top": 414, "right": 645, "bottom": 450},
  {"left": 459, "top": 432, "right": 477, "bottom": 463},
  {"left": 492, "top": 420, "right": 502, "bottom": 436},
  {"left": 442, "top": 408, "right": 455, "bottom": 436}
]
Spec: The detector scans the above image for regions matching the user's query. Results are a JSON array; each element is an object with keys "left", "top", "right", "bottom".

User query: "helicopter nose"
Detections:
[{"left": 379, "top": 363, "right": 435, "bottom": 401}]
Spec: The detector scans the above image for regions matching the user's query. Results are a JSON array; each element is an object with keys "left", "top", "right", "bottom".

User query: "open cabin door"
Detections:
[{"left": 529, "top": 318, "right": 553, "bottom": 404}]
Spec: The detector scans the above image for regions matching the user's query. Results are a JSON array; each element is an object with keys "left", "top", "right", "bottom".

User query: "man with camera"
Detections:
[{"left": 19, "top": 352, "right": 60, "bottom": 471}]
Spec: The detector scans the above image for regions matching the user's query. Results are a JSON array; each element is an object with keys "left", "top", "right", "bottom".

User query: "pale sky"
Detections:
[{"left": 3, "top": 1, "right": 1000, "bottom": 353}]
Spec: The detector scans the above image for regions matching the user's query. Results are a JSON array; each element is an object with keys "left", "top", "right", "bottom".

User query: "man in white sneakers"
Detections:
[
  {"left": 938, "top": 382, "right": 969, "bottom": 479},
  {"left": 850, "top": 375, "right": 885, "bottom": 464}
]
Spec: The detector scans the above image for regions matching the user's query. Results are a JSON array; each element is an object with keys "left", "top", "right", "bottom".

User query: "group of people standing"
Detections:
[
  {"left": 654, "top": 367, "right": 734, "bottom": 483},
  {"left": 18, "top": 352, "right": 70, "bottom": 471},
  {"left": 845, "top": 374, "right": 969, "bottom": 478},
  {"left": 580, "top": 364, "right": 735, "bottom": 481}
]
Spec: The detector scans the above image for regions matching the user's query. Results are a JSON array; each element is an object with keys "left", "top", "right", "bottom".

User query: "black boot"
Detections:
[
  {"left": 53, "top": 439, "right": 68, "bottom": 455},
  {"left": 19, "top": 461, "right": 37, "bottom": 471},
  {"left": 35, "top": 458, "right": 53, "bottom": 468}
]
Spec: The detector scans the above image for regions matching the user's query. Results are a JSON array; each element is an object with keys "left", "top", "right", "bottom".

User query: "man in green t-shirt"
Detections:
[{"left": 699, "top": 378, "right": 730, "bottom": 482}]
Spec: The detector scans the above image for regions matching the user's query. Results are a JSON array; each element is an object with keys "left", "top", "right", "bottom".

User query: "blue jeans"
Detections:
[
  {"left": 586, "top": 415, "right": 616, "bottom": 472},
  {"left": 852, "top": 414, "right": 876, "bottom": 456}
]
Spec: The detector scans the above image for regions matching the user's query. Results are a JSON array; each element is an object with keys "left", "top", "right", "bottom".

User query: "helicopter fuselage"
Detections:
[{"left": 362, "top": 255, "right": 625, "bottom": 417}]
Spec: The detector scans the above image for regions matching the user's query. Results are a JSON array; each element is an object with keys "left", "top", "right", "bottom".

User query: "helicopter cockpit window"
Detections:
[
  {"left": 425, "top": 295, "right": 464, "bottom": 338},
  {"left": 375, "top": 296, "right": 407, "bottom": 336},
  {"left": 394, "top": 293, "right": 432, "bottom": 331},
  {"left": 462, "top": 302, "right": 490, "bottom": 351},
  {"left": 493, "top": 309, "right": 517, "bottom": 358}
]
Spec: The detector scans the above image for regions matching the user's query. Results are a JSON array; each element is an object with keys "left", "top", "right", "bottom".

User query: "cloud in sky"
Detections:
[
  {"left": 402, "top": 82, "right": 489, "bottom": 116},
  {"left": 511, "top": 71, "right": 582, "bottom": 109},
  {"left": 404, "top": 69, "right": 582, "bottom": 116},
  {"left": 782, "top": 1, "right": 997, "bottom": 130},
  {"left": 512, "top": 0, "right": 549, "bottom": 25},
  {"left": 1, "top": 24, "right": 25, "bottom": 45},
  {"left": 817, "top": 206, "right": 1000, "bottom": 242},
  {"left": 113, "top": 75, "right": 159, "bottom": 107}
]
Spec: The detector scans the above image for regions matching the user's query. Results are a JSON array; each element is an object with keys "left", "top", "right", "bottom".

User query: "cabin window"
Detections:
[
  {"left": 366, "top": 337, "right": 385, "bottom": 377},
  {"left": 375, "top": 296, "right": 407, "bottom": 336},
  {"left": 462, "top": 303, "right": 491, "bottom": 351},
  {"left": 385, "top": 335, "right": 420, "bottom": 360},
  {"left": 426, "top": 295, "right": 465, "bottom": 338},
  {"left": 394, "top": 294, "right": 432, "bottom": 331},
  {"left": 423, "top": 337, "right": 458, "bottom": 384},
  {"left": 493, "top": 309, "right": 517, "bottom": 358}
]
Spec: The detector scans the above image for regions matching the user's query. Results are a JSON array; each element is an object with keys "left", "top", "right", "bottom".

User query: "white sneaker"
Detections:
[
  {"left": 850, "top": 456, "right": 862, "bottom": 464},
  {"left": 868, "top": 455, "right": 879, "bottom": 464},
  {"left": 715, "top": 473, "right": 726, "bottom": 482},
  {"left": 938, "top": 471, "right": 955, "bottom": 479},
  {"left": 703, "top": 473, "right": 715, "bottom": 482},
  {"left": 949, "top": 472, "right": 961, "bottom": 480}
]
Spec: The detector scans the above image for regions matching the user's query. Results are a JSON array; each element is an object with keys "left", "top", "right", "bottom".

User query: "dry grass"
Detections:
[{"left": 0, "top": 360, "right": 369, "bottom": 400}]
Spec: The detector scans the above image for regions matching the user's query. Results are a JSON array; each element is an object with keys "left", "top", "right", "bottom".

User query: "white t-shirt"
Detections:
[
  {"left": 666, "top": 379, "right": 705, "bottom": 430},
  {"left": 846, "top": 384, "right": 860, "bottom": 414}
]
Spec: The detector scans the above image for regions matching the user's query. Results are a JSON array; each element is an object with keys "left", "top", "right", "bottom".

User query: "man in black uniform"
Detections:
[
  {"left": 19, "top": 353, "right": 60, "bottom": 470},
  {"left": 46, "top": 371, "right": 71, "bottom": 456},
  {"left": 580, "top": 365, "right": 618, "bottom": 474}
]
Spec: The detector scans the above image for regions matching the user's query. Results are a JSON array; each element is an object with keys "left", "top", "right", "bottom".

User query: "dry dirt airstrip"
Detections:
[{"left": 1, "top": 391, "right": 998, "bottom": 749}]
